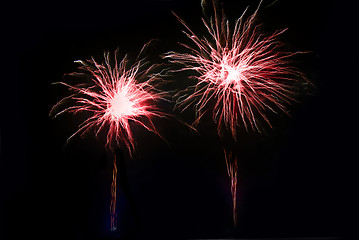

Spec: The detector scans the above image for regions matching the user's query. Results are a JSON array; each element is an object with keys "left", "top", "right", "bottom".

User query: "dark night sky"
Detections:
[{"left": 0, "top": 0, "right": 357, "bottom": 239}]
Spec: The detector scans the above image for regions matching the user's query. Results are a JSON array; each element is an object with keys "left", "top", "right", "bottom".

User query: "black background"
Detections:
[{"left": 1, "top": 0, "right": 357, "bottom": 239}]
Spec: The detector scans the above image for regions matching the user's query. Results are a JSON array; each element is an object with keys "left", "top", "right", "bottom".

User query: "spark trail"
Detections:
[
  {"left": 51, "top": 49, "right": 167, "bottom": 231},
  {"left": 164, "top": 0, "right": 308, "bottom": 225},
  {"left": 110, "top": 153, "right": 118, "bottom": 230},
  {"left": 224, "top": 149, "right": 238, "bottom": 225}
]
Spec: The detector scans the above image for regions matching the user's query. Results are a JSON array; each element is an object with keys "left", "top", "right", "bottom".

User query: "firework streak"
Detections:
[
  {"left": 224, "top": 148, "right": 238, "bottom": 225},
  {"left": 51, "top": 49, "right": 167, "bottom": 231},
  {"left": 110, "top": 153, "right": 118, "bottom": 230},
  {"left": 164, "top": 0, "right": 307, "bottom": 224}
]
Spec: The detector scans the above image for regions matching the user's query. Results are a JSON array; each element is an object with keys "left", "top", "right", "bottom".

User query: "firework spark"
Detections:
[
  {"left": 164, "top": 0, "right": 308, "bottom": 225},
  {"left": 50, "top": 49, "right": 167, "bottom": 231},
  {"left": 50, "top": 50, "right": 166, "bottom": 155},
  {"left": 164, "top": 0, "right": 307, "bottom": 138}
]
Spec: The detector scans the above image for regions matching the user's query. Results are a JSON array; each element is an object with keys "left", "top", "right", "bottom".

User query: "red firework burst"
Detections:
[
  {"left": 50, "top": 50, "right": 166, "bottom": 155},
  {"left": 50, "top": 48, "right": 167, "bottom": 231},
  {"left": 164, "top": 0, "right": 307, "bottom": 139},
  {"left": 164, "top": 0, "right": 308, "bottom": 225}
]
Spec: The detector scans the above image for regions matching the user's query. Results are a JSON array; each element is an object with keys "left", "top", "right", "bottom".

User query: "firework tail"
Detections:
[
  {"left": 50, "top": 48, "right": 168, "bottom": 231},
  {"left": 164, "top": 0, "right": 309, "bottom": 226},
  {"left": 110, "top": 150, "right": 118, "bottom": 231},
  {"left": 110, "top": 148, "right": 141, "bottom": 233},
  {"left": 224, "top": 148, "right": 238, "bottom": 226}
]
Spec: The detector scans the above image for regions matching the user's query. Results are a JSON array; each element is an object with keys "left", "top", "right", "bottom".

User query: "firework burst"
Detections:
[
  {"left": 164, "top": 0, "right": 308, "bottom": 225},
  {"left": 50, "top": 48, "right": 167, "bottom": 231},
  {"left": 50, "top": 50, "right": 167, "bottom": 155},
  {"left": 164, "top": 0, "right": 307, "bottom": 138}
]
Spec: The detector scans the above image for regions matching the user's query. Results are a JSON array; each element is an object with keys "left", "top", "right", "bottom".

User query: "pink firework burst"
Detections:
[
  {"left": 164, "top": 0, "right": 308, "bottom": 225},
  {"left": 164, "top": 0, "right": 307, "bottom": 139},
  {"left": 50, "top": 50, "right": 167, "bottom": 155},
  {"left": 50, "top": 49, "right": 167, "bottom": 231}
]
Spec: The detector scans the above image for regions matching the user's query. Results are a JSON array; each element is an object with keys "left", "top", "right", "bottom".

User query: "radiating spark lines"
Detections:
[
  {"left": 50, "top": 50, "right": 167, "bottom": 155},
  {"left": 164, "top": 0, "right": 307, "bottom": 139},
  {"left": 49, "top": 0, "right": 310, "bottom": 230},
  {"left": 164, "top": 0, "right": 308, "bottom": 225},
  {"left": 51, "top": 48, "right": 167, "bottom": 231}
]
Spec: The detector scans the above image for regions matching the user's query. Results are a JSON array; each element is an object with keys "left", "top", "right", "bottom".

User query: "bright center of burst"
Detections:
[
  {"left": 219, "top": 64, "right": 244, "bottom": 92},
  {"left": 108, "top": 90, "right": 135, "bottom": 120}
]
